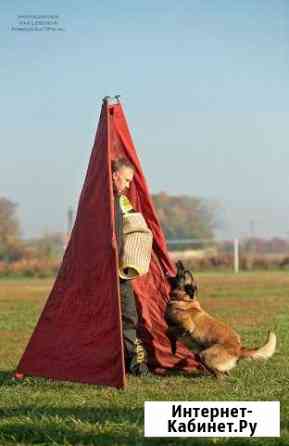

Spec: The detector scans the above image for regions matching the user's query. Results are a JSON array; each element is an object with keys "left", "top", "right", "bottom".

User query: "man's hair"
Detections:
[{"left": 111, "top": 157, "right": 134, "bottom": 173}]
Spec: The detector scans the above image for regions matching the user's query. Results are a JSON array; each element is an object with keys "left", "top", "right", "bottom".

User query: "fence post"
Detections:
[{"left": 234, "top": 238, "right": 239, "bottom": 273}]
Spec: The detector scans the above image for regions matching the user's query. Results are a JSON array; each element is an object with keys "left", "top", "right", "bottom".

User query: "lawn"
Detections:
[{"left": 0, "top": 272, "right": 288, "bottom": 445}]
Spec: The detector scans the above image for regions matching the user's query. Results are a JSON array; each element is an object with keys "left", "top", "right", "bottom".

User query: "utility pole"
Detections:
[
  {"left": 67, "top": 207, "right": 74, "bottom": 236},
  {"left": 234, "top": 238, "right": 239, "bottom": 273},
  {"left": 250, "top": 219, "right": 256, "bottom": 254},
  {"left": 64, "top": 207, "right": 74, "bottom": 250}
]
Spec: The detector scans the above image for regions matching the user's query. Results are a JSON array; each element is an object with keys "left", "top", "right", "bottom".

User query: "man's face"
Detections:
[{"left": 112, "top": 166, "right": 134, "bottom": 194}]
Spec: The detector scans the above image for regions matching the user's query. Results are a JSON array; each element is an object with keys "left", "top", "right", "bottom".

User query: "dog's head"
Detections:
[{"left": 169, "top": 260, "right": 198, "bottom": 300}]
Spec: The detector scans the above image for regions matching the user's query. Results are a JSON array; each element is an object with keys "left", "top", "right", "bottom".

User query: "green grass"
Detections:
[{"left": 0, "top": 273, "right": 289, "bottom": 445}]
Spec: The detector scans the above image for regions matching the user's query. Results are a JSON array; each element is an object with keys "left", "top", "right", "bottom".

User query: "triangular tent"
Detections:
[{"left": 17, "top": 98, "right": 201, "bottom": 388}]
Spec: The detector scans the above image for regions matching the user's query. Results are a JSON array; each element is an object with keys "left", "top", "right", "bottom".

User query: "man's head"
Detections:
[{"left": 112, "top": 158, "right": 134, "bottom": 194}]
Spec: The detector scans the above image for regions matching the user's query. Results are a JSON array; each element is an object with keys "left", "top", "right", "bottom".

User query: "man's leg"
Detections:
[{"left": 119, "top": 279, "right": 149, "bottom": 375}]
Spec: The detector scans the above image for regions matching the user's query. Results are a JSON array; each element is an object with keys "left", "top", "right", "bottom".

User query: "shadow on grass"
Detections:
[
  {"left": 0, "top": 409, "right": 286, "bottom": 446},
  {"left": 1, "top": 405, "right": 139, "bottom": 445},
  {"left": 0, "top": 368, "right": 207, "bottom": 387},
  {"left": 0, "top": 406, "right": 288, "bottom": 446},
  {"left": 0, "top": 371, "right": 286, "bottom": 446},
  {"left": 0, "top": 404, "right": 287, "bottom": 446}
]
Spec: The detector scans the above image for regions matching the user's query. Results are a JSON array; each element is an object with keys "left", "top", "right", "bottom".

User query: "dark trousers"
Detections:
[{"left": 119, "top": 279, "right": 138, "bottom": 357}]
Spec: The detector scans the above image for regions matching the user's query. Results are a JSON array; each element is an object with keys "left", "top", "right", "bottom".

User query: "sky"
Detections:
[{"left": 1, "top": 0, "right": 289, "bottom": 240}]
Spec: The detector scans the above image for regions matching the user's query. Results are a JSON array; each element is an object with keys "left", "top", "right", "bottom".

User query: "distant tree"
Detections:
[
  {"left": 242, "top": 237, "right": 289, "bottom": 255},
  {"left": 152, "top": 192, "right": 218, "bottom": 241},
  {"left": 25, "top": 232, "right": 65, "bottom": 260},
  {"left": 268, "top": 237, "right": 289, "bottom": 254},
  {"left": 0, "top": 197, "right": 23, "bottom": 261}
]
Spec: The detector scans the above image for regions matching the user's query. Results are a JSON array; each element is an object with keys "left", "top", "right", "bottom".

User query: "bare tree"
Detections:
[{"left": 0, "top": 197, "right": 22, "bottom": 261}]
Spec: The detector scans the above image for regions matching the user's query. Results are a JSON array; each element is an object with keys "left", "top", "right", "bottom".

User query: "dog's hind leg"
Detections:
[
  {"left": 199, "top": 345, "right": 238, "bottom": 375},
  {"left": 195, "top": 353, "right": 221, "bottom": 379}
]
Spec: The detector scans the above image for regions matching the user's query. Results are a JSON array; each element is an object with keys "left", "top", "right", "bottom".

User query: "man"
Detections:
[{"left": 112, "top": 157, "right": 149, "bottom": 376}]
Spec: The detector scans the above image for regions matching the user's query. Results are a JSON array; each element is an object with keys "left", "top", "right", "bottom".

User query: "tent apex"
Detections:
[{"left": 102, "top": 95, "right": 121, "bottom": 105}]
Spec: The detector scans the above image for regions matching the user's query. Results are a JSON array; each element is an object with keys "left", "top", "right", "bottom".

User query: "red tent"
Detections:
[{"left": 16, "top": 98, "right": 201, "bottom": 388}]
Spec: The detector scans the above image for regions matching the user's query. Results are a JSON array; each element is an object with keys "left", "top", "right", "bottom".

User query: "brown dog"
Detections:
[{"left": 165, "top": 261, "right": 277, "bottom": 378}]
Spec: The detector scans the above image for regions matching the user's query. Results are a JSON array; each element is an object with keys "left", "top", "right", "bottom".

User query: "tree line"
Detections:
[{"left": 0, "top": 194, "right": 217, "bottom": 262}]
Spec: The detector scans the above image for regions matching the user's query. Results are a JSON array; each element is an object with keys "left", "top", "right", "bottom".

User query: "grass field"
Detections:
[{"left": 0, "top": 272, "right": 288, "bottom": 445}]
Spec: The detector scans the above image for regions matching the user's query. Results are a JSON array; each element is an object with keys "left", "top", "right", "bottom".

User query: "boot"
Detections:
[{"left": 128, "top": 338, "right": 150, "bottom": 376}]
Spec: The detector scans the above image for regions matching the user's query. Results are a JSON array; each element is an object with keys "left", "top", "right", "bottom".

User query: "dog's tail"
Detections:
[{"left": 240, "top": 331, "right": 276, "bottom": 360}]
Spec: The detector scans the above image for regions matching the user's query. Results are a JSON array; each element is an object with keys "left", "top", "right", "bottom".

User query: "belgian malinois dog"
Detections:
[{"left": 165, "top": 261, "right": 276, "bottom": 378}]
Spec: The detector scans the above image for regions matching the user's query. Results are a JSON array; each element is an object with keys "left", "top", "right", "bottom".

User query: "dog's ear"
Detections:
[
  {"left": 184, "top": 271, "right": 198, "bottom": 298},
  {"left": 176, "top": 260, "right": 185, "bottom": 274}
]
